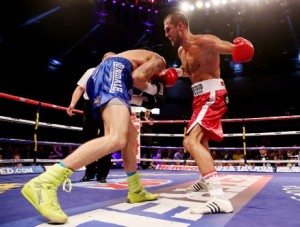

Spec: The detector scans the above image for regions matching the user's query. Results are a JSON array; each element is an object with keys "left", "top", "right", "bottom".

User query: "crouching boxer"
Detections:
[{"left": 21, "top": 49, "right": 168, "bottom": 224}]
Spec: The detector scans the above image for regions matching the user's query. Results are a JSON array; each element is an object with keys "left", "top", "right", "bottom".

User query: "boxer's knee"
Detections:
[
  {"left": 183, "top": 136, "right": 193, "bottom": 151},
  {"left": 109, "top": 134, "right": 128, "bottom": 151},
  {"left": 183, "top": 127, "right": 204, "bottom": 151}
]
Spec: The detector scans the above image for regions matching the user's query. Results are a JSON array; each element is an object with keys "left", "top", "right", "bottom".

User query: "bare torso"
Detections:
[
  {"left": 179, "top": 34, "right": 222, "bottom": 84},
  {"left": 112, "top": 49, "right": 166, "bottom": 90},
  {"left": 115, "top": 49, "right": 160, "bottom": 70}
]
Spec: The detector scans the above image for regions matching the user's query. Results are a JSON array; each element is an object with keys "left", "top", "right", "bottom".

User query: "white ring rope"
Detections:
[
  {"left": 141, "top": 159, "right": 300, "bottom": 164},
  {"left": 0, "top": 138, "right": 81, "bottom": 147},
  {"left": 1, "top": 158, "right": 298, "bottom": 165},
  {"left": 0, "top": 115, "right": 82, "bottom": 131},
  {"left": 1, "top": 138, "right": 300, "bottom": 151},
  {"left": 2, "top": 92, "right": 300, "bottom": 172},
  {"left": 140, "top": 115, "right": 300, "bottom": 124},
  {"left": 2, "top": 114, "right": 298, "bottom": 136},
  {"left": 140, "top": 146, "right": 300, "bottom": 151},
  {"left": 141, "top": 130, "right": 300, "bottom": 137},
  {"left": 0, "top": 158, "right": 123, "bottom": 164}
]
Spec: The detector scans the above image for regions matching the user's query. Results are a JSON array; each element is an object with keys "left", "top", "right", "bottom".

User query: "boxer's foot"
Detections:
[
  {"left": 190, "top": 197, "right": 233, "bottom": 214},
  {"left": 186, "top": 178, "right": 208, "bottom": 192}
]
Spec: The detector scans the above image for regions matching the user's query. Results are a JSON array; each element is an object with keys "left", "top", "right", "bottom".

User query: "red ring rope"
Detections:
[
  {"left": 2, "top": 92, "right": 300, "bottom": 123},
  {"left": 0, "top": 92, "right": 83, "bottom": 114},
  {"left": 141, "top": 115, "right": 300, "bottom": 124}
]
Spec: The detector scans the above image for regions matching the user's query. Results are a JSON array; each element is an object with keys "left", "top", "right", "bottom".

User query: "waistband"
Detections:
[
  {"left": 105, "top": 57, "right": 133, "bottom": 71},
  {"left": 191, "top": 79, "right": 226, "bottom": 97}
]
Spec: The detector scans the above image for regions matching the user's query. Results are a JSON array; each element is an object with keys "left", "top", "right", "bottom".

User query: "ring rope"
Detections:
[
  {"left": 0, "top": 92, "right": 83, "bottom": 114},
  {"left": 2, "top": 92, "right": 300, "bottom": 124},
  {"left": 0, "top": 138, "right": 81, "bottom": 147},
  {"left": 140, "top": 145, "right": 300, "bottom": 151},
  {"left": 140, "top": 115, "right": 300, "bottom": 124},
  {"left": 1, "top": 138, "right": 299, "bottom": 151},
  {"left": 1, "top": 158, "right": 298, "bottom": 165},
  {"left": 2, "top": 92, "right": 299, "bottom": 134},
  {"left": 2, "top": 92, "right": 299, "bottom": 172},
  {"left": 0, "top": 116, "right": 82, "bottom": 131},
  {"left": 145, "top": 159, "right": 299, "bottom": 164},
  {"left": 141, "top": 130, "right": 300, "bottom": 137},
  {"left": 0, "top": 158, "right": 122, "bottom": 164}
]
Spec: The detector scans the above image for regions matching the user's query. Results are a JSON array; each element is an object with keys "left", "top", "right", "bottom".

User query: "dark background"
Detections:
[{"left": 1, "top": 0, "right": 300, "bottom": 146}]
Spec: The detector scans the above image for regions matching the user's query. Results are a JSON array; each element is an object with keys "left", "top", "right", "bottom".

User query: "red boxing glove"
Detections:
[
  {"left": 232, "top": 37, "right": 254, "bottom": 63},
  {"left": 159, "top": 68, "right": 179, "bottom": 87}
]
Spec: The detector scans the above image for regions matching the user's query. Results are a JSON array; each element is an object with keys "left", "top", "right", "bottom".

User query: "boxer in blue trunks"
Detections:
[
  {"left": 21, "top": 49, "right": 180, "bottom": 224},
  {"left": 87, "top": 56, "right": 134, "bottom": 118}
]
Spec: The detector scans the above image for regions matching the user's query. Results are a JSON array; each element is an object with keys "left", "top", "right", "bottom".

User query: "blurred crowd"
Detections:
[
  {"left": 1, "top": 110, "right": 300, "bottom": 168},
  {"left": 0, "top": 143, "right": 300, "bottom": 168}
]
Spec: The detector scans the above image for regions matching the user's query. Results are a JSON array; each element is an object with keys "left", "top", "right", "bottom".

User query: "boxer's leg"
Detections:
[
  {"left": 183, "top": 125, "right": 233, "bottom": 214},
  {"left": 122, "top": 121, "right": 159, "bottom": 203},
  {"left": 186, "top": 136, "right": 210, "bottom": 192},
  {"left": 21, "top": 104, "right": 130, "bottom": 223}
]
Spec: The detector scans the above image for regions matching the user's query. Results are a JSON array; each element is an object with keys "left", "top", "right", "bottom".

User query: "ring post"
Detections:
[
  {"left": 33, "top": 102, "right": 41, "bottom": 165},
  {"left": 242, "top": 119, "right": 248, "bottom": 165},
  {"left": 183, "top": 120, "right": 187, "bottom": 153},
  {"left": 182, "top": 119, "right": 189, "bottom": 164}
]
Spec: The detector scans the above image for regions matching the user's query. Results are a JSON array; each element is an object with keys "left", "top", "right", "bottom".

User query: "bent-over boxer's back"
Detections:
[{"left": 116, "top": 49, "right": 163, "bottom": 70}]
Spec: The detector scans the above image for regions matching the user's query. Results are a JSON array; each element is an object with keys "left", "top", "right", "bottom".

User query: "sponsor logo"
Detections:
[
  {"left": 0, "top": 166, "right": 44, "bottom": 175},
  {"left": 192, "top": 83, "right": 203, "bottom": 96},
  {"left": 277, "top": 166, "right": 300, "bottom": 172},
  {"left": 110, "top": 62, "right": 124, "bottom": 93}
]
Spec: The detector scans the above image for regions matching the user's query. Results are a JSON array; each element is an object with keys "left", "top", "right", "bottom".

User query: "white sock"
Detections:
[{"left": 204, "top": 172, "right": 225, "bottom": 199}]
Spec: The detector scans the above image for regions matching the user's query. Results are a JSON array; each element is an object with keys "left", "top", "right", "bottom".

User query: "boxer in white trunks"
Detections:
[{"left": 163, "top": 11, "right": 254, "bottom": 214}]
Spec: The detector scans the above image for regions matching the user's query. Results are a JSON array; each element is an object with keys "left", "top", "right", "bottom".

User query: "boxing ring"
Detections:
[{"left": 1, "top": 92, "right": 300, "bottom": 227}]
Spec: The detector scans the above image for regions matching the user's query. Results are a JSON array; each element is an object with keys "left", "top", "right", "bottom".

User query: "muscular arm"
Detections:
[
  {"left": 206, "top": 35, "right": 254, "bottom": 62},
  {"left": 211, "top": 40, "right": 233, "bottom": 54},
  {"left": 132, "top": 55, "right": 166, "bottom": 90},
  {"left": 203, "top": 35, "right": 233, "bottom": 55}
]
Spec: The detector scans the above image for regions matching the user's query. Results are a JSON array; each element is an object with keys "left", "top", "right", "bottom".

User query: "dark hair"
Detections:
[{"left": 164, "top": 11, "right": 189, "bottom": 28}]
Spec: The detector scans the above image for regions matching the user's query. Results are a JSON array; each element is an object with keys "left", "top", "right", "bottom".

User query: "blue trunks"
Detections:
[{"left": 86, "top": 57, "right": 133, "bottom": 119}]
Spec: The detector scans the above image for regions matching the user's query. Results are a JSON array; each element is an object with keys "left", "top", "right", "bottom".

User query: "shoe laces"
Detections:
[{"left": 62, "top": 177, "right": 72, "bottom": 193}]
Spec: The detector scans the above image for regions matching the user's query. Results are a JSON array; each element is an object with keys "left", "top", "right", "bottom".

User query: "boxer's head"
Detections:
[
  {"left": 164, "top": 11, "right": 190, "bottom": 48},
  {"left": 164, "top": 11, "right": 189, "bottom": 28},
  {"left": 102, "top": 52, "right": 116, "bottom": 62}
]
